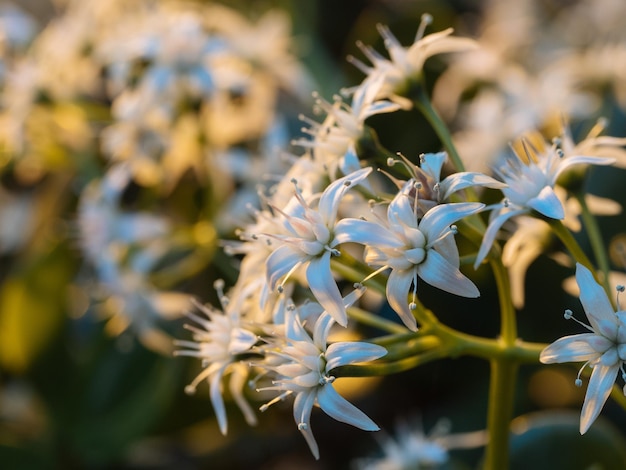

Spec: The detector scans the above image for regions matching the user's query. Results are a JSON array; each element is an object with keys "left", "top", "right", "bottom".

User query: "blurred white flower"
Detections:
[
  {"left": 350, "top": 14, "right": 477, "bottom": 108},
  {"left": 175, "top": 280, "right": 258, "bottom": 435},
  {"left": 540, "top": 263, "right": 626, "bottom": 434}
]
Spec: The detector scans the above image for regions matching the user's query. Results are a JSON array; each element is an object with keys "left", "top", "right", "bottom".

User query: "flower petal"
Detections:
[
  {"left": 317, "top": 384, "right": 379, "bottom": 431},
  {"left": 229, "top": 362, "right": 257, "bottom": 427},
  {"left": 576, "top": 263, "right": 618, "bottom": 338},
  {"left": 527, "top": 186, "right": 564, "bottom": 219},
  {"left": 325, "top": 342, "right": 387, "bottom": 370},
  {"left": 318, "top": 167, "right": 372, "bottom": 225},
  {"left": 386, "top": 268, "right": 417, "bottom": 331},
  {"left": 306, "top": 252, "right": 347, "bottom": 327},
  {"left": 418, "top": 249, "right": 479, "bottom": 298},
  {"left": 293, "top": 390, "right": 319, "bottom": 459},
  {"left": 556, "top": 155, "right": 615, "bottom": 180},
  {"left": 440, "top": 172, "right": 507, "bottom": 201},
  {"left": 334, "top": 218, "right": 402, "bottom": 248},
  {"left": 539, "top": 333, "right": 602, "bottom": 363},
  {"left": 420, "top": 152, "right": 447, "bottom": 182},
  {"left": 266, "top": 245, "right": 304, "bottom": 289},
  {"left": 210, "top": 365, "right": 229, "bottom": 435},
  {"left": 474, "top": 208, "right": 526, "bottom": 269},
  {"left": 420, "top": 202, "right": 484, "bottom": 244},
  {"left": 580, "top": 363, "right": 619, "bottom": 434}
]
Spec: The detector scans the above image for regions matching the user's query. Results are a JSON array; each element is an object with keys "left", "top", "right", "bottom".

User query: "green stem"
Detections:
[
  {"left": 483, "top": 358, "right": 518, "bottom": 470},
  {"left": 546, "top": 218, "right": 596, "bottom": 274},
  {"left": 575, "top": 192, "right": 612, "bottom": 296},
  {"left": 490, "top": 256, "right": 517, "bottom": 345},
  {"left": 347, "top": 306, "right": 407, "bottom": 335},
  {"left": 412, "top": 86, "right": 466, "bottom": 173}
]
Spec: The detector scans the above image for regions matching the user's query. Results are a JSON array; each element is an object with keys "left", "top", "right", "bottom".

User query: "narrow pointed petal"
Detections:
[
  {"left": 334, "top": 218, "right": 402, "bottom": 247},
  {"left": 361, "top": 100, "right": 403, "bottom": 119},
  {"left": 325, "top": 342, "right": 387, "bottom": 370},
  {"left": 418, "top": 249, "right": 479, "bottom": 297},
  {"left": 266, "top": 245, "right": 304, "bottom": 289},
  {"left": 539, "top": 333, "right": 602, "bottom": 363},
  {"left": 474, "top": 208, "right": 525, "bottom": 269},
  {"left": 210, "top": 365, "right": 229, "bottom": 435},
  {"left": 420, "top": 202, "right": 484, "bottom": 243},
  {"left": 317, "top": 384, "right": 379, "bottom": 431},
  {"left": 318, "top": 167, "right": 372, "bottom": 224},
  {"left": 556, "top": 155, "right": 615, "bottom": 180},
  {"left": 313, "top": 312, "right": 335, "bottom": 350},
  {"left": 527, "top": 186, "right": 564, "bottom": 219},
  {"left": 420, "top": 152, "right": 447, "bottom": 181},
  {"left": 386, "top": 268, "right": 417, "bottom": 331},
  {"left": 575, "top": 263, "right": 618, "bottom": 337},
  {"left": 440, "top": 172, "right": 507, "bottom": 201},
  {"left": 307, "top": 252, "right": 347, "bottom": 327},
  {"left": 293, "top": 390, "right": 319, "bottom": 459},
  {"left": 580, "top": 364, "right": 619, "bottom": 434},
  {"left": 229, "top": 363, "right": 257, "bottom": 426}
]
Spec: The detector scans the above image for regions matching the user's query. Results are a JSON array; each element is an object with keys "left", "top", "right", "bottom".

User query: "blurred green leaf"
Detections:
[
  {"left": 509, "top": 411, "right": 626, "bottom": 470},
  {"left": 0, "top": 242, "right": 76, "bottom": 373},
  {"left": 66, "top": 342, "right": 181, "bottom": 465}
]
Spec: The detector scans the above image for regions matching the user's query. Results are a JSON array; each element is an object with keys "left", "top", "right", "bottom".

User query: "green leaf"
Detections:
[
  {"left": 0, "top": 243, "right": 77, "bottom": 373},
  {"left": 509, "top": 410, "right": 626, "bottom": 470}
]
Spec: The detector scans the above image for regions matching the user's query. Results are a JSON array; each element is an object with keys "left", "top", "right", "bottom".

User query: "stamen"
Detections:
[
  {"left": 564, "top": 308, "right": 594, "bottom": 332},
  {"left": 426, "top": 225, "right": 457, "bottom": 249},
  {"left": 617, "top": 285, "right": 625, "bottom": 310},
  {"left": 416, "top": 13, "right": 433, "bottom": 41},
  {"left": 298, "top": 422, "right": 308, "bottom": 430}
]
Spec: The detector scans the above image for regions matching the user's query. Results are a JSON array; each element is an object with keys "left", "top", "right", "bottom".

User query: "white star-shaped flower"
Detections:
[
  {"left": 264, "top": 167, "right": 372, "bottom": 327},
  {"left": 474, "top": 140, "right": 614, "bottom": 268},
  {"left": 540, "top": 263, "right": 626, "bottom": 434},
  {"left": 336, "top": 180, "right": 483, "bottom": 330},
  {"left": 258, "top": 289, "right": 387, "bottom": 459}
]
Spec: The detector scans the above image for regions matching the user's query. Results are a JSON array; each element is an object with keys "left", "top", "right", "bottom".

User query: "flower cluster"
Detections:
[{"left": 3, "top": 2, "right": 626, "bottom": 468}]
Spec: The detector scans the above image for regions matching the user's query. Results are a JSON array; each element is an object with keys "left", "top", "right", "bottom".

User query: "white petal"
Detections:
[
  {"left": 420, "top": 202, "right": 483, "bottom": 244},
  {"left": 317, "top": 384, "right": 379, "bottom": 431},
  {"left": 474, "top": 208, "right": 526, "bottom": 269},
  {"left": 293, "top": 390, "right": 319, "bottom": 459},
  {"left": 420, "top": 152, "right": 447, "bottom": 181},
  {"left": 386, "top": 268, "right": 417, "bottom": 331},
  {"left": 539, "top": 333, "right": 602, "bottom": 363},
  {"left": 229, "top": 362, "right": 257, "bottom": 426},
  {"left": 334, "top": 218, "right": 402, "bottom": 248},
  {"left": 266, "top": 245, "right": 304, "bottom": 289},
  {"left": 418, "top": 249, "right": 479, "bottom": 297},
  {"left": 527, "top": 186, "right": 564, "bottom": 219},
  {"left": 325, "top": 342, "right": 387, "bottom": 370},
  {"left": 580, "top": 363, "right": 619, "bottom": 434},
  {"left": 440, "top": 172, "right": 507, "bottom": 201},
  {"left": 210, "top": 365, "right": 229, "bottom": 435},
  {"left": 576, "top": 263, "right": 618, "bottom": 337},
  {"left": 556, "top": 155, "right": 615, "bottom": 180},
  {"left": 307, "top": 252, "right": 347, "bottom": 327},
  {"left": 318, "top": 167, "right": 372, "bottom": 225}
]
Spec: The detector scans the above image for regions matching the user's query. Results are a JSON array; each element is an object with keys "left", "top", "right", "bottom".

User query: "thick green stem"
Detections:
[
  {"left": 575, "top": 192, "right": 612, "bottom": 296},
  {"left": 490, "top": 257, "right": 517, "bottom": 345},
  {"left": 484, "top": 358, "right": 518, "bottom": 470}
]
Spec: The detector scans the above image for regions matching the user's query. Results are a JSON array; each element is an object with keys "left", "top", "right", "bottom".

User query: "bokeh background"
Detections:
[{"left": 1, "top": 0, "right": 626, "bottom": 469}]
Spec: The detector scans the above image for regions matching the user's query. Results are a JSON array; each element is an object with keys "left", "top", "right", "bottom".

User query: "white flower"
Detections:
[
  {"left": 265, "top": 167, "right": 372, "bottom": 327},
  {"left": 336, "top": 180, "right": 483, "bottom": 330},
  {"left": 474, "top": 139, "right": 614, "bottom": 268},
  {"left": 174, "top": 281, "right": 259, "bottom": 435},
  {"left": 349, "top": 14, "right": 477, "bottom": 108},
  {"left": 258, "top": 291, "right": 387, "bottom": 459},
  {"left": 387, "top": 151, "right": 505, "bottom": 216},
  {"left": 294, "top": 74, "right": 401, "bottom": 177},
  {"left": 540, "top": 263, "right": 626, "bottom": 434}
]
